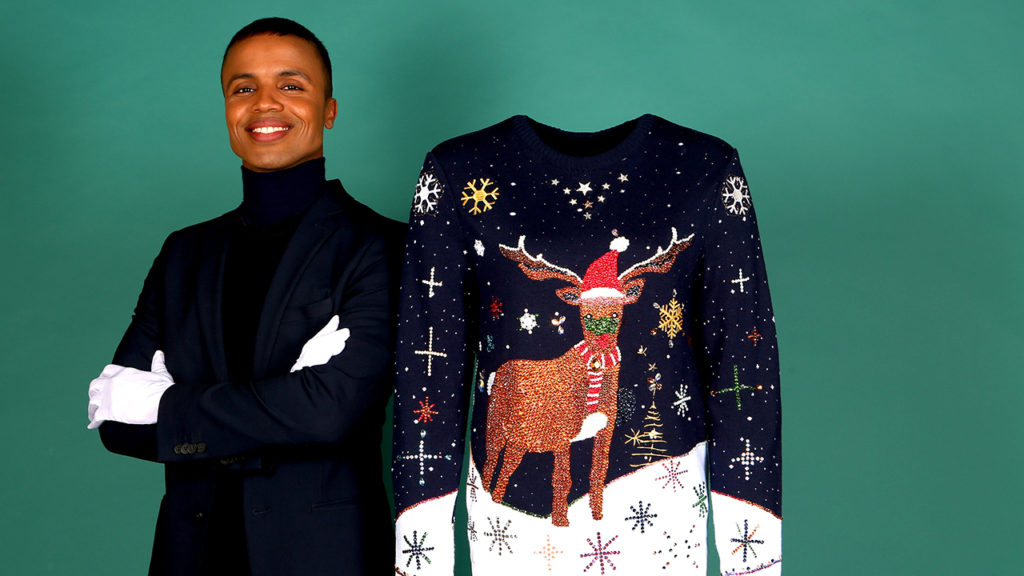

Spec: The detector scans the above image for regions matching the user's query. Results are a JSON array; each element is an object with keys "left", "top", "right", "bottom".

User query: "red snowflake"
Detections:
[
  {"left": 413, "top": 397, "right": 438, "bottom": 423},
  {"left": 489, "top": 296, "right": 504, "bottom": 320},
  {"left": 747, "top": 326, "right": 763, "bottom": 347}
]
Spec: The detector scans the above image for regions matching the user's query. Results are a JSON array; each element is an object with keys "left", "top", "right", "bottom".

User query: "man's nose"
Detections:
[{"left": 252, "top": 89, "right": 282, "bottom": 112}]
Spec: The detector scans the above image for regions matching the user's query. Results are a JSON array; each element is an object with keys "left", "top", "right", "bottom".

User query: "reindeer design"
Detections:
[{"left": 482, "top": 228, "right": 693, "bottom": 526}]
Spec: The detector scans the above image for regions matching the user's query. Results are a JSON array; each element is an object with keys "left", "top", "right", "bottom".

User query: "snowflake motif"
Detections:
[
  {"left": 518, "top": 309, "right": 539, "bottom": 334},
  {"left": 468, "top": 519, "right": 478, "bottom": 542},
  {"left": 624, "top": 500, "right": 658, "bottom": 533},
  {"left": 654, "top": 527, "right": 702, "bottom": 571},
  {"left": 474, "top": 239, "right": 485, "bottom": 256},
  {"left": 692, "top": 483, "right": 708, "bottom": 517},
  {"left": 747, "top": 326, "right": 763, "bottom": 347},
  {"left": 413, "top": 397, "right": 438, "bottom": 423},
  {"left": 730, "top": 520, "right": 764, "bottom": 563},
  {"left": 672, "top": 383, "right": 692, "bottom": 418},
  {"left": 466, "top": 466, "right": 480, "bottom": 503},
  {"left": 534, "top": 534, "right": 564, "bottom": 572},
  {"left": 721, "top": 175, "right": 751, "bottom": 216},
  {"left": 489, "top": 297, "right": 504, "bottom": 320},
  {"left": 462, "top": 178, "right": 499, "bottom": 215},
  {"left": 730, "top": 437, "right": 765, "bottom": 481},
  {"left": 413, "top": 171, "right": 443, "bottom": 215},
  {"left": 655, "top": 460, "right": 687, "bottom": 492},
  {"left": 402, "top": 530, "right": 435, "bottom": 570},
  {"left": 398, "top": 429, "right": 451, "bottom": 486},
  {"left": 654, "top": 293, "right": 684, "bottom": 345},
  {"left": 580, "top": 532, "right": 621, "bottom": 574},
  {"left": 484, "top": 516, "right": 517, "bottom": 555}
]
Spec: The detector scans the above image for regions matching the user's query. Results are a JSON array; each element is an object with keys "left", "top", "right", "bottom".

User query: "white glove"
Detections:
[
  {"left": 87, "top": 350, "right": 175, "bottom": 429},
  {"left": 290, "top": 315, "right": 350, "bottom": 372}
]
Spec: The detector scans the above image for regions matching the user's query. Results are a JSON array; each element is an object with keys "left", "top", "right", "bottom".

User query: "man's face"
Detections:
[{"left": 221, "top": 34, "right": 337, "bottom": 172}]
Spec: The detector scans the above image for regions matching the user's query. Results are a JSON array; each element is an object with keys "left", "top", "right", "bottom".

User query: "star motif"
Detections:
[
  {"left": 601, "top": 182, "right": 611, "bottom": 190},
  {"left": 569, "top": 198, "right": 578, "bottom": 206},
  {"left": 597, "top": 195, "right": 605, "bottom": 203},
  {"left": 563, "top": 187, "right": 572, "bottom": 195},
  {"left": 583, "top": 200, "right": 593, "bottom": 209},
  {"left": 617, "top": 173, "right": 629, "bottom": 182},
  {"left": 583, "top": 212, "right": 592, "bottom": 220},
  {"left": 551, "top": 179, "right": 560, "bottom": 186},
  {"left": 577, "top": 182, "right": 592, "bottom": 194}
]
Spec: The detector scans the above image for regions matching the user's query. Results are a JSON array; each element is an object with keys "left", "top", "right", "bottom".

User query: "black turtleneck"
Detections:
[{"left": 202, "top": 158, "right": 326, "bottom": 576}]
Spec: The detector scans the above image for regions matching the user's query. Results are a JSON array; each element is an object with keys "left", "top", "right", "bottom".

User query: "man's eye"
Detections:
[
  {"left": 282, "top": 84, "right": 302, "bottom": 91},
  {"left": 234, "top": 87, "right": 254, "bottom": 94}
]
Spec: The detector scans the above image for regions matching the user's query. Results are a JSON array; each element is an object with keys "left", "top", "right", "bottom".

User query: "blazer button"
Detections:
[
  {"left": 193, "top": 511, "right": 204, "bottom": 521},
  {"left": 184, "top": 443, "right": 195, "bottom": 455},
  {"left": 173, "top": 444, "right": 183, "bottom": 455},
  {"left": 195, "top": 442, "right": 207, "bottom": 454}
]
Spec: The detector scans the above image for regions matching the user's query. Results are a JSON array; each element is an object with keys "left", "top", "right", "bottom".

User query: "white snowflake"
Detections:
[
  {"left": 414, "top": 171, "right": 443, "bottom": 215},
  {"left": 672, "top": 383, "right": 692, "bottom": 418},
  {"left": 721, "top": 175, "right": 751, "bottom": 216},
  {"left": 518, "top": 309, "right": 539, "bottom": 334},
  {"left": 474, "top": 239, "right": 485, "bottom": 256}
]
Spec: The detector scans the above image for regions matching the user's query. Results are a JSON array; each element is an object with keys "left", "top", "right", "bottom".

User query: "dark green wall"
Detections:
[{"left": 1, "top": 1, "right": 1019, "bottom": 573}]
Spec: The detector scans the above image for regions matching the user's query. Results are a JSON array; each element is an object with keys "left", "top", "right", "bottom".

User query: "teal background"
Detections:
[{"left": 1, "top": 1, "right": 1020, "bottom": 573}]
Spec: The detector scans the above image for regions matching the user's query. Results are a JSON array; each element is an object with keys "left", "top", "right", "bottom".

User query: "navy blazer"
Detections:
[{"left": 100, "top": 181, "right": 401, "bottom": 575}]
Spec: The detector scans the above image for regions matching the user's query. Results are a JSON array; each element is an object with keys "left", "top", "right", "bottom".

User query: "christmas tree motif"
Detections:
[
  {"left": 730, "top": 520, "right": 764, "bottom": 563},
  {"left": 721, "top": 174, "right": 751, "bottom": 216},
  {"left": 652, "top": 289, "right": 684, "bottom": 347},
  {"left": 625, "top": 381, "right": 669, "bottom": 467},
  {"left": 402, "top": 530, "right": 435, "bottom": 571},
  {"left": 462, "top": 178, "right": 499, "bottom": 215},
  {"left": 579, "top": 532, "right": 621, "bottom": 574},
  {"left": 624, "top": 500, "right": 657, "bottom": 533},
  {"left": 711, "top": 364, "right": 762, "bottom": 411},
  {"left": 692, "top": 483, "right": 708, "bottom": 517},
  {"left": 398, "top": 429, "right": 452, "bottom": 486},
  {"left": 655, "top": 460, "right": 687, "bottom": 492},
  {"left": 534, "top": 534, "right": 564, "bottom": 572},
  {"left": 653, "top": 526, "right": 702, "bottom": 571},
  {"left": 483, "top": 516, "right": 517, "bottom": 556},
  {"left": 413, "top": 170, "right": 443, "bottom": 216},
  {"left": 413, "top": 397, "right": 438, "bottom": 424}
]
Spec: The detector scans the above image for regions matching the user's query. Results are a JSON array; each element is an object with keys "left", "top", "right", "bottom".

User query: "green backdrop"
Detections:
[{"left": 1, "top": 1, "right": 1020, "bottom": 574}]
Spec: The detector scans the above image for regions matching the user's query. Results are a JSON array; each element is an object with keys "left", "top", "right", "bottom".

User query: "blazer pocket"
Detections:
[{"left": 282, "top": 297, "right": 334, "bottom": 324}]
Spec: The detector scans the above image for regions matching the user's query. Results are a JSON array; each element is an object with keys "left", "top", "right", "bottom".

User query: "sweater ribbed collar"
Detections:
[{"left": 239, "top": 157, "right": 326, "bottom": 226}]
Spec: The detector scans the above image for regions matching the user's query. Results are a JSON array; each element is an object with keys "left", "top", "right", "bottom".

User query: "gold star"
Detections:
[{"left": 618, "top": 173, "right": 629, "bottom": 182}]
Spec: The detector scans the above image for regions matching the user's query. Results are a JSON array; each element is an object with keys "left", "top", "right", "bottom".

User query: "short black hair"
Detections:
[{"left": 223, "top": 17, "right": 333, "bottom": 97}]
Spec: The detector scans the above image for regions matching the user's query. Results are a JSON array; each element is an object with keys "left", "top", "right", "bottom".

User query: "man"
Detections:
[{"left": 87, "top": 18, "right": 398, "bottom": 576}]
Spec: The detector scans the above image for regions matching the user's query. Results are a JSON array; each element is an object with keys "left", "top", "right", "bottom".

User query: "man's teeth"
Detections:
[{"left": 252, "top": 126, "right": 288, "bottom": 134}]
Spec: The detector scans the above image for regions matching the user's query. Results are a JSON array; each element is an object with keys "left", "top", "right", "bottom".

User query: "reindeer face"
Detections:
[{"left": 579, "top": 301, "right": 626, "bottom": 351}]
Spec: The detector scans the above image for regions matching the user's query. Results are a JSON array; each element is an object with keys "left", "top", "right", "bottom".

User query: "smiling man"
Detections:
[{"left": 87, "top": 18, "right": 398, "bottom": 576}]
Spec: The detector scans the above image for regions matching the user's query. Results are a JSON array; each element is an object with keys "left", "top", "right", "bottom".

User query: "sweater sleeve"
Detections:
[
  {"left": 695, "top": 148, "right": 783, "bottom": 575},
  {"left": 393, "top": 153, "right": 476, "bottom": 575}
]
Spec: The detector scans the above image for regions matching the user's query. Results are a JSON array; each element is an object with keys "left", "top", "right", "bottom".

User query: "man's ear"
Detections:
[{"left": 324, "top": 98, "right": 338, "bottom": 129}]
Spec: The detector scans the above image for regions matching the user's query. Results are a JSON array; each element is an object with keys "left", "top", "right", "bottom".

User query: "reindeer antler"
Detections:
[
  {"left": 499, "top": 236, "right": 583, "bottom": 285},
  {"left": 618, "top": 227, "right": 694, "bottom": 282}
]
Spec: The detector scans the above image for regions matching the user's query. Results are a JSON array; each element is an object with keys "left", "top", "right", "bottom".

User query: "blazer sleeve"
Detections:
[
  {"left": 153, "top": 229, "right": 396, "bottom": 463},
  {"left": 98, "top": 233, "right": 176, "bottom": 462}
]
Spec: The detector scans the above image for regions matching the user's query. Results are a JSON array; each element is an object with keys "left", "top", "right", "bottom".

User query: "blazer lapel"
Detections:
[
  {"left": 251, "top": 182, "right": 354, "bottom": 378},
  {"left": 196, "top": 216, "right": 233, "bottom": 383}
]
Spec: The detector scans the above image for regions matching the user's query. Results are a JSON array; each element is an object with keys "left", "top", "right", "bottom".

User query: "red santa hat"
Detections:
[{"left": 580, "top": 237, "right": 630, "bottom": 300}]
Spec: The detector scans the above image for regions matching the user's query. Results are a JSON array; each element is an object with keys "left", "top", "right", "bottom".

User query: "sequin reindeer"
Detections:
[{"left": 483, "top": 228, "right": 693, "bottom": 526}]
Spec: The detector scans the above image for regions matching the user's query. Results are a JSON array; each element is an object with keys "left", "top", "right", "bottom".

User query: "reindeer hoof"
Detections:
[
  {"left": 591, "top": 509, "right": 603, "bottom": 521},
  {"left": 552, "top": 514, "right": 569, "bottom": 527}
]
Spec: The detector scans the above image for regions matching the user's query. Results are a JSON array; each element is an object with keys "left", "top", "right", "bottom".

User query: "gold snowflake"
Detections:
[
  {"left": 462, "top": 178, "right": 499, "bottom": 215},
  {"left": 657, "top": 297, "right": 684, "bottom": 339}
]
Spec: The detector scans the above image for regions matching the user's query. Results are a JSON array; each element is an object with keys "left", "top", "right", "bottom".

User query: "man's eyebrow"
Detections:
[{"left": 224, "top": 70, "right": 312, "bottom": 85}]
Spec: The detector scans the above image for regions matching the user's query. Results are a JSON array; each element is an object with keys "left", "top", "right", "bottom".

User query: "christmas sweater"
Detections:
[{"left": 393, "top": 114, "right": 781, "bottom": 575}]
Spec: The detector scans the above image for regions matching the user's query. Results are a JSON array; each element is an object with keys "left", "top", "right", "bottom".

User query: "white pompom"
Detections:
[{"left": 609, "top": 236, "right": 629, "bottom": 252}]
